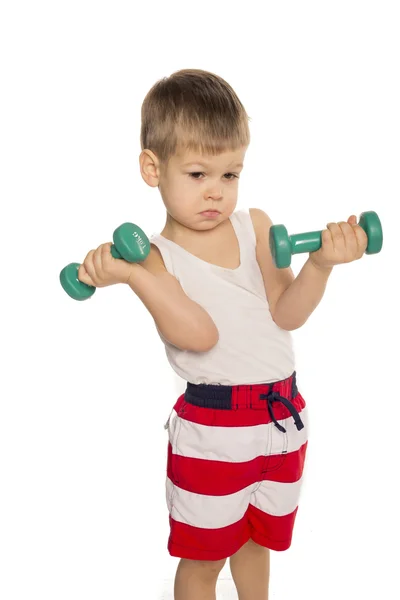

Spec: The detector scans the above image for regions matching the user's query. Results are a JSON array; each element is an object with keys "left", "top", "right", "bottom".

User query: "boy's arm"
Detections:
[
  {"left": 128, "top": 246, "right": 219, "bottom": 352},
  {"left": 270, "top": 259, "right": 332, "bottom": 330},
  {"left": 250, "top": 208, "right": 333, "bottom": 331}
]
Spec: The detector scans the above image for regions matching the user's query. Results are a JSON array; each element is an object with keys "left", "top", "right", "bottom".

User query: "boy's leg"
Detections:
[
  {"left": 174, "top": 558, "right": 226, "bottom": 600},
  {"left": 229, "top": 539, "right": 270, "bottom": 600}
]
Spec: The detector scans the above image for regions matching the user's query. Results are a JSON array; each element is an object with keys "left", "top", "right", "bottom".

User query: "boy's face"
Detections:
[{"left": 155, "top": 146, "right": 247, "bottom": 232}]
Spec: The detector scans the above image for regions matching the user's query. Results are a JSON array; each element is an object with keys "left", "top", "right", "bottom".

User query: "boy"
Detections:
[{"left": 78, "top": 69, "right": 368, "bottom": 600}]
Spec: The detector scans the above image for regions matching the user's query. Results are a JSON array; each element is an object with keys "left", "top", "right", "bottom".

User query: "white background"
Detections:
[{"left": 1, "top": 1, "right": 399, "bottom": 599}]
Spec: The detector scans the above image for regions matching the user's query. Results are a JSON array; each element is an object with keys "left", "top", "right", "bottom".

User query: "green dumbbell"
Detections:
[
  {"left": 60, "top": 223, "right": 150, "bottom": 300},
  {"left": 269, "top": 211, "right": 383, "bottom": 269}
]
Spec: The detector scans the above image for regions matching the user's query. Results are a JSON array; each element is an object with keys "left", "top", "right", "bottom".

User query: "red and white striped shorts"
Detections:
[{"left": 164, "top": 371, "right": 309, "bottom": 561}]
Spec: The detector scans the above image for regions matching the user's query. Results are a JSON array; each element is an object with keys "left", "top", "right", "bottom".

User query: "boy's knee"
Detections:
[{"left": 179, "top": 557, "right": 226, "bottom": 579}]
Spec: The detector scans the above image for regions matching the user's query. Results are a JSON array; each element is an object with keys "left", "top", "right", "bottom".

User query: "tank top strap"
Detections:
[
  {"left": 148, "top": 234, "right": 176, "bottom": 275},
  {"left": 230, "top": 208, "right": 257, "bottom": 259}
]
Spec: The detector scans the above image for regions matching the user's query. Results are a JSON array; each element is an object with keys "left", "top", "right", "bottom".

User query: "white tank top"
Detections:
[{"left": 149, "top": 208, "right": 295, "bottom": 385}]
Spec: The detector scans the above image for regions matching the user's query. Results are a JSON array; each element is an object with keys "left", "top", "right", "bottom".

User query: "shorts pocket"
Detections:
[
  {"left": 261, "top": 421, "right": 289, "bottom": 474},
  {"left": 165, "top": 397, "right": 186, "bottom": 508}
]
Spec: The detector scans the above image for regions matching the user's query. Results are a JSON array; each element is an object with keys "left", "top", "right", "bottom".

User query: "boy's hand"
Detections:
[
  {"left": 78, "top": 243, "right": 135, "bottom": 288},
  {"left": 309, "top": 215, "right": 368, "bottom": 270}
]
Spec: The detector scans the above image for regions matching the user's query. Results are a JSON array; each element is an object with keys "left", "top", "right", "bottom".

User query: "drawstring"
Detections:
[{"left": 260, "top": 388, "right": 304, "bottom": 433}]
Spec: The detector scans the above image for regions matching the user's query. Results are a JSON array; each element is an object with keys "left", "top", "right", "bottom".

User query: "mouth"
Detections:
[{"left": 200, "top": 210, "right": 221, "bottom": 215}]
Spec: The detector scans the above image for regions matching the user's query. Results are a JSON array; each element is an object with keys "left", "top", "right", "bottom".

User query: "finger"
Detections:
[
  {"left": 347, "top": 215, "right": 357, "bottom": 225},
  {"left": 326, "top": 222, "right": 345, "bottom": 252},
  {"left": 353, "top": 224, "right": 369, "bottom": 255},
  {"left": 93, "top": 244, "right": 106, "bottom": 275},
  {"left": 78, "top": 263, "right": 95, "bottom": 287},
  {"left": 82, "top": 249, "right": 97, "bottom": 282},
  {"left": 338, "top": 221, "right": 357, "bottom": 258},
  {"left": 321, "top": 228, "right": 333, "bottom": 250},
  {"left": 101, "top": 242, "right": 114, "bottom": 268},
  {"left": 338, "top": 220, "right": 355, "bottom": 240}
]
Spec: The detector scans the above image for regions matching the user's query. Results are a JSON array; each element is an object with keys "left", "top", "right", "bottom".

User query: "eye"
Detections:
[{"left": 189, "top": 172, "right": 239, "bottom": 180}]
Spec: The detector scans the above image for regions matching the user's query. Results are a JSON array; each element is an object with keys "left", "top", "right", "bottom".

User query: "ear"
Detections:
[{"left": 139, "top": 149, "right": 161, "bottom": 187}]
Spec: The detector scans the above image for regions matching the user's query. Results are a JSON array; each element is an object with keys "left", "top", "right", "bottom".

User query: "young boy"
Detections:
[{"left": 78, "top": 69, "right": 368, "bottom": 600}]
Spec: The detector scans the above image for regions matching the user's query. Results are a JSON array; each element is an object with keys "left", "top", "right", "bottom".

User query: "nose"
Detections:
[{"left": 207, "top": 187, "right": 223, "bottom": 200}]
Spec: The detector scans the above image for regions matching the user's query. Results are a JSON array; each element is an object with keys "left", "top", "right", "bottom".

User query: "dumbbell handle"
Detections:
[{"left": 289, "top": 231, "right": 322, "bottom": 255}]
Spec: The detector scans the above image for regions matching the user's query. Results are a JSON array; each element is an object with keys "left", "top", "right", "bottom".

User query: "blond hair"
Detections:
[{"left": 140, "top": 69, "right": 250, "bottom": 163}]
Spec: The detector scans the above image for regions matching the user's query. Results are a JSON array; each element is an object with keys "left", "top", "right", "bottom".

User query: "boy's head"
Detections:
[{"left": 139, "top": 69, "right": 250, "bottom": 232}]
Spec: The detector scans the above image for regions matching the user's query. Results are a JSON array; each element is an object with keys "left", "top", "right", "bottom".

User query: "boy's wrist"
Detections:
[
  {"left": 125, "top": 263, "right": 143, "bottom": 286},
  {"left": 307, "top": 256, "right": 334, "bottom": 276}
]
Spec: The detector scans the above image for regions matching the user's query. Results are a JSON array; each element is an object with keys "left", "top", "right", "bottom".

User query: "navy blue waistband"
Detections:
[{"left": 183, "top": 371, "right": 304, "bottom": 433}]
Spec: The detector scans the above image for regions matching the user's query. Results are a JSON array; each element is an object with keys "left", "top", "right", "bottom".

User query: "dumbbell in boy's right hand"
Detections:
[
  {"left": 78, "top": 242, "right": 137, "bottom": 289},
  {"left": 60, "top": 222, "right": 150, "bottom": 300}
]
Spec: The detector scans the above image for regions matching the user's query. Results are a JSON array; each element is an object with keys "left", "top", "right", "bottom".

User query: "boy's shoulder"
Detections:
[
  {"left": 248, "top": 207, "right": 273, "bottom": 243},
  {"left": 247, "top": 207, "right": 295, "bottom": 318},
  {"left": 141, "top": 243, "right": 168, "bottom": 275}
]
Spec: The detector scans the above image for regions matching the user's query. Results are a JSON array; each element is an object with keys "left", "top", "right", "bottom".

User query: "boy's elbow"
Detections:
[
  {"left": 271, "top": 312, "right": 305, "bottom": 331},
  {"left": 202, "top": 330, "right": 220, "bottom": 352},
  {"left": 189, "top": 324, "right": 220, "bottom": 353},
  {"left": 281, "top": 323, "right": 304, "bottom": 331}
]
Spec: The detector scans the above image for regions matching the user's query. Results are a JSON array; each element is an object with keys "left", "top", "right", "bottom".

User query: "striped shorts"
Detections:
[{"left": 164, "top": 371, "right": 309, "bottom": 561}]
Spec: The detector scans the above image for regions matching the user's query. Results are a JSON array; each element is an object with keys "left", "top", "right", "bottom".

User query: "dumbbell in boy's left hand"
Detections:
[
  {"left": 78, "top": 243, "right": 134, "bottom": 288},
  {"left": 309, "top": 215, "right": 368, "bottom": 270}
]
